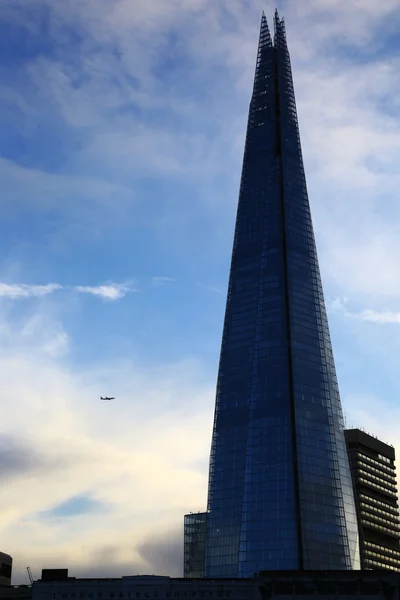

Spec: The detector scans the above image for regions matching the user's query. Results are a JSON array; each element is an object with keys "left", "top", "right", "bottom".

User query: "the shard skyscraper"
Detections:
[{"left": 187, "top": 11, "right": 360, "bottom": 577}]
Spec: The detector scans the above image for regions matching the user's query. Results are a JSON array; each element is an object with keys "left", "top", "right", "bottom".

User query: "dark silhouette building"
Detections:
[
  {"left": 345, "top": 429, "right": 400, "bottom": 571},
  {"left": 0, "top": 553, "right": 12, "bottom": 586},
  {"left": 0, "top": 588, "right": 30, "bottom": 600},
  {"left": 30, "top": 570, "right": 400, "bottom": 600},
  {"left": 185, "top": 10, "right": 359, "bottom": 577}
]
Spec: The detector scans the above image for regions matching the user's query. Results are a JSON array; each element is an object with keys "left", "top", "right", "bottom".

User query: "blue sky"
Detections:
[{"left": 2, "top": 0, "right": 400, "bottom": 584}]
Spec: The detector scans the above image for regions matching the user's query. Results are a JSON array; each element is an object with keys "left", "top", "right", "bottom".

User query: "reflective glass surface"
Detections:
[
  {"left": 204, "top": 13, "right": 359, "bottom": 577},
  {"left": 184, "top": 513, "right": 207, "bottom": 578}
]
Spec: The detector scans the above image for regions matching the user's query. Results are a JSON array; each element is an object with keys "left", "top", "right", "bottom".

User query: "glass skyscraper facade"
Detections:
[{"left": 202, "top": 12, "right": 360, "bottom": 577}]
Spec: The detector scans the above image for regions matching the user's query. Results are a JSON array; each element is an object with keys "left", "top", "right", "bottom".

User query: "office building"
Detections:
[
  {"left": 345, "top": 429, "right": 400, "bottom": 571},
  {"left": 183, "top": 513, "right": 207, "bottom": 579},
  {"left": 185, "top": 10, "right": 360, "bottom": 577}
]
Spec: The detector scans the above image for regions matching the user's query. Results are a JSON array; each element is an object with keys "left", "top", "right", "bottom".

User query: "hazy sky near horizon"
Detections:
[{"left": 1, "top": 0, "right": 400, "bottom": 584}]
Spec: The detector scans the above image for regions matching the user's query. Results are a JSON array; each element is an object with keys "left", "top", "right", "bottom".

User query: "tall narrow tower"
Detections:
[{"left": 203, "top": 12, "right": 360, "bottom": 576}]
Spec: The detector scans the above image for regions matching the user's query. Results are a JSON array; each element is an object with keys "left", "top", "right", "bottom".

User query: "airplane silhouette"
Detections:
[{"left": 100, "top": 396, "right": 115, "bottom": 401}]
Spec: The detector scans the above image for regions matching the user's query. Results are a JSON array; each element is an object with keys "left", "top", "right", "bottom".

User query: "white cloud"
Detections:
[
  {"left": 329, "top": 298, "right": 400, "bottom": 325},
  {"left": 0, "top": 283, "right": 61, "bottom": 298},
  {"left": 75, "top": 283, "right": 132, "bottom": 300},
  {"left": 0, "top": 282, "right": 133, "bottom": 302},
  {"left": 0, "top": 309, "right": 70, "bottom": 357},
  {"left": 347, "top": 309, "right": 400, "bottom": 325}
]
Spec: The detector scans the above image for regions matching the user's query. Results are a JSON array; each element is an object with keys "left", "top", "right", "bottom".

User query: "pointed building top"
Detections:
[
  {"left": 274, "top": 9, "right": 286, "bottom": 26},
  {"left": 258, "top": 11, "right": 272, "bottom": 50},
  {"left": 273, "top": 8, "right": 286, "bottom": 45},
  {"left": 257, "top": 10, "right": 287, "bottom": 48}
]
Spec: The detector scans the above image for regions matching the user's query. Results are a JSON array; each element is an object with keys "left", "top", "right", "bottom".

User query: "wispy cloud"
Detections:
[
  {"left": 196, "top": 283, "right": 225, "bottom": 295},
  {"left": 0, "top": 283, "right": 132, "bottom": 301},
  {"left": 0, "top": 310, "right": 70, "bottom": 358},
  {"left": 330, "top": 297, "right": 349, "bottom": 312},
  {"left": 330, "top": 297, "right": 400, "bottom": 325},
  {"left": 151, "top": 277, "right": 176, "bottom": 286},
  {"left": 75, "top": 284, "right": 132, "bottom": 301},
  {"left": 347, "top": 309, "right": 400, "bottom": 325},
  {"left": 0, "top": 158, "right": 133, "bottom": 219},
  {"left": 0, "top": 283, "right": 61, "bottom": 298}
]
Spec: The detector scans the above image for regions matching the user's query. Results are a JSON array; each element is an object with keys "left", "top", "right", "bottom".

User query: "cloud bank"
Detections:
[{"left": 0, "top": 303, "right": 213, "bottom": 583}]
